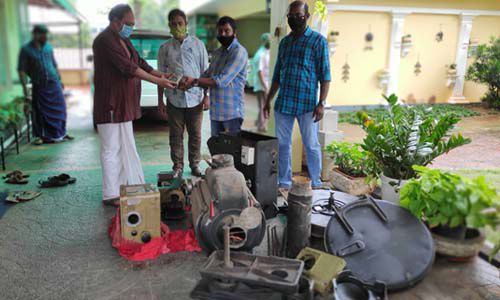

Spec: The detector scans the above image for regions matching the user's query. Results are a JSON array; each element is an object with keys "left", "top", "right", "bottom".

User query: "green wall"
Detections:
[
  {"left": 236, "top": 17, "right": 270, "bottom": 57},
  {"left": 0, "top": 0, "right": 29, "bottom": 103}
]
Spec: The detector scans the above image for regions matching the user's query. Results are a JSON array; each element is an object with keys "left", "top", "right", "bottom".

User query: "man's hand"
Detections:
[
  {"left": 202, "top": 95, "right": 210, "bottom": 111},
  {"left": 158, "top": 77, "right": 177, "bottom": 89},
  {"left": 158, "top": 100, "right": 167, "bottom": 115},
  {"left": 162, "top": 73, "right": 175, "bottom": 79},
  {"left": 178, "top": 76, "right": 195, "bottom": 91},
  {"left": 312, "top": 103, "right": 325, "bottom": 123},
  {"left": 263, "top": 99, "right": 271, "bottom": 120}
]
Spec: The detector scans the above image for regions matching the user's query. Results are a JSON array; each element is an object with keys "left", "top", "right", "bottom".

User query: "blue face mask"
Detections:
[{"left": 119, "top": 24, "right": 133, "bottom": 38}]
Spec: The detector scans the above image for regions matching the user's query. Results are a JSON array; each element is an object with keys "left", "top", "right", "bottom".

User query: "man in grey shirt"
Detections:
[{"left": 158, "top": 9, "right": 209, "bottom": 177}]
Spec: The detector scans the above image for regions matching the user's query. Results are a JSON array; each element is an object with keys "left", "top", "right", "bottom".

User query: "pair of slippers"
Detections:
[
  {"left": 3, "top": 170, "right": 30, "bottom": 185},
  {"left": 33, "top": 135, "right": 75, "bottom": 146},
  {"left": 38, "top": 173, "right": 76, "bottom": 188},
  {"left": 5, "top": 191, "right": 42, "bottom": 203}
]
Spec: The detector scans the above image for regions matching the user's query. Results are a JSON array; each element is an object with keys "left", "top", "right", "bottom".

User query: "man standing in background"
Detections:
[
  {"left": 18, "top": 25, "right": 72, "bottom": 145},
  {"left": 157, "top": 9, "right": 209, "bottom": 178},
  {"left": 251, "top": 33, "right": 270, "bottom": 132},
  {"left": 93, "top": 4, "right": 176, "bottom": 206},
  {"left": 264, "top": 1, "right": 331, "bottom": 192}
]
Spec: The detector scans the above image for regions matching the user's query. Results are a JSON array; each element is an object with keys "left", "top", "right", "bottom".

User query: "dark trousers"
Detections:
[
  {"left": 210, "top": 118, "right": 243, "bottom": 137},
  {"left": 168, "top": 102, "right": 203, "bottom": 171}
]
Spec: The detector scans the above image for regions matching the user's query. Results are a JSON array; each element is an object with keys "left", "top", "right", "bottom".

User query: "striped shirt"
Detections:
[
  {"left": 203, "top": 38, "right": 248, "bottom": 121},
  {"left": 157, "top": 36, "right": 209, "bottom": 108},
  {"left": 272, "top": 27, "right": 331, "bottom": 116}
]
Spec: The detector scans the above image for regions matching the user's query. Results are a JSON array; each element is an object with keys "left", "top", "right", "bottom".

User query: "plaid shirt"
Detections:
[
  {"left": 203, "top": 38, "right": 248, "bottom": 121},
  {"left": 272, "top": 27, "right": 331, "bottom": 116}
]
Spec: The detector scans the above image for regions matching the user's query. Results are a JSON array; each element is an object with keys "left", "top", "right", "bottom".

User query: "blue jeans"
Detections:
[
  {"left": 211, "top": 118, "right": 243, "bottom": 137},
  {"left": 275, "top": 110, "right": 322, "bottom": 188}
]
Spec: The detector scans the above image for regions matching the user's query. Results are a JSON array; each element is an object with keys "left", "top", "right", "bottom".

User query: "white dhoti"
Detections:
[{"left": 97, "top": 121, "right": 145, "bottom": 200}]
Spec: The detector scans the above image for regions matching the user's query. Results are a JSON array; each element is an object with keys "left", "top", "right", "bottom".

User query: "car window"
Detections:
[{"left": 130, "top": 37, "right": 169, "bottom": 60}]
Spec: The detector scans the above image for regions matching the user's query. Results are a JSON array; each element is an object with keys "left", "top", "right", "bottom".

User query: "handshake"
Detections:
[{"left": 157, "top": 73, "right": 198, "bottom": 91}]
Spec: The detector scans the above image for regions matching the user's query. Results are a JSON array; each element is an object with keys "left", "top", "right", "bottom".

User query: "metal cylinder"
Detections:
[
  {"left": 223, "top": 226, "right": 233, "bottom": 268},
  {"left": 287, "top": 176, "right": 313, "bottom": 258}
]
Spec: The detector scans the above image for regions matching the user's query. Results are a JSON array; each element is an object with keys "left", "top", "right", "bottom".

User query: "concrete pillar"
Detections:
[
  {"left": 386, "top": 12, "right": 407, "bottom": 99},
  {"left": 448, "top": 14, "right": 476, "bottom": 104}
]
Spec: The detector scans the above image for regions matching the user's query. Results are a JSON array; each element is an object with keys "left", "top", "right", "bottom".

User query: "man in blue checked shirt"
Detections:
[
  {"left": 179, "top": 16, "right": 248, "bottom": 137},
  {"left": 264, "top": 0, "right": 331, "bottom": 191}
]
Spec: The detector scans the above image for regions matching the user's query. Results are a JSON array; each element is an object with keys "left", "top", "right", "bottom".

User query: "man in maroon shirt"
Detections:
[{"left": 93, "top": 4, "right": 176, "bottom": 206}]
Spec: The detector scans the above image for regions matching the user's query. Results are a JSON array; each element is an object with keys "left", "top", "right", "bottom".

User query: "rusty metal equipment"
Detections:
[
  {"left": 287, "top": 176, "right": 313, "bottom": 258},
  {"left": 207, "top": 131, "right": 278, "bottom": 217},
  {"left": 296, "top": 247, "right": 346, "bottom": 295},
  {"left": 157, "top": 171, "right": 186, "bottom": 220},
  {"left": 325, "top": 197, "right": 435, "bottom": 292},
  {"left": 200, "top": 250, "right": 305, "bottom": 294},
  {"left": 190, "top": 154, "right": 266, "bottom": 253},
  {"left": 119, "top": 184, "right": 161, "bottom": 244}
]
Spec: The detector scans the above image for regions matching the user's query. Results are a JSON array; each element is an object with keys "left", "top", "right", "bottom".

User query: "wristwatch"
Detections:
[
  {"left": 318, "top": 99, "right": 326, "bottom": 106},
  {"left": 193, "top": 78, "right": 200, "bottom": 87}
]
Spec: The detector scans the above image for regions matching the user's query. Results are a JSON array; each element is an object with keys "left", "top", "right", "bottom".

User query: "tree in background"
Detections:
[
  {"left": 129, "top": 0, "right": 179, "bottom": 31},
  {"left": 466, "top": 37, "right": 500, "bottom": 109}
]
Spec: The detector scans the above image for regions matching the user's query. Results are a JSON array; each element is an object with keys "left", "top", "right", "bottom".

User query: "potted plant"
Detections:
[
  {"left": 325, "top": 141, "right": 379, "bottom": 196},
  {"left": 357, "top": 94, "right": 471, "bottom": 203},
  {"left": 401, "top": 166, "right": 500, "bottom": 260}
]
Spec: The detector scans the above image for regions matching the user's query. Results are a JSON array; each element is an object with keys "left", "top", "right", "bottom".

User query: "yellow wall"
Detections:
[
  {"left": 218, "top": 1, "right": 267, "bottom": 20},
  {"left": 328, "top": 0, "right": 500, "bottom": 11},
  {"left": 464, "top": 16, "right": 500, "bottom": 102},
  {"left": 236, "top": 17, "right": 271, "bottom": 57},
  {"left": 328, "top": 11, "right": 391, "bottom": 106},
  {"left": 60, "top": 70, "right": 89, "bottom": 86},
  {"left": 398, "top": 14, "right": 459, "bottom": 103}
]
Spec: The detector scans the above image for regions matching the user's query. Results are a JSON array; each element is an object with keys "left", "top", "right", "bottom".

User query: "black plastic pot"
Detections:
[{"left": 431, "top": 224, "right": 467, "bottom": 240}]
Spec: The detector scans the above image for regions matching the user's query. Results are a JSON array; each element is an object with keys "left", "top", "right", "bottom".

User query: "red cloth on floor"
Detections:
[{"left": 108, "top": 209, "right": 201, "bottom": 261}]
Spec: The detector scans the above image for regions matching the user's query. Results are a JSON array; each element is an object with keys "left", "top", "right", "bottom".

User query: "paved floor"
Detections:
[{"left": 0, "top": 87, "right": 263, "bottom": 300}]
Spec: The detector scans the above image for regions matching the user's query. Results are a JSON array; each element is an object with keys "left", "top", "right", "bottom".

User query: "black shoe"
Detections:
[{"left": 191, "top": 166, "right": 203, "bottom": 177}]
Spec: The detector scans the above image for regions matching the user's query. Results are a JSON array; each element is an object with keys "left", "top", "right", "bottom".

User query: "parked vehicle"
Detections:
[{"left": 130, "top": 30, "right": 171, "bottom": 117}]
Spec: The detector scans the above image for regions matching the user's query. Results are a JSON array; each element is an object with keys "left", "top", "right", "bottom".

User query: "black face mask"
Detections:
[
  {"left": 288, "top": 17, "right": 306, "bottom": 32},
  {"left": 217, "top": 35, "right": 234, "bottom": 48},
  {"left": 264, "top": 42, "right": 270, "bottom": 49}
]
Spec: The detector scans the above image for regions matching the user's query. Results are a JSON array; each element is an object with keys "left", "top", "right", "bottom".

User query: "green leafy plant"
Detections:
[
  {"left": 314, "top": 0, "right": 328, "bottom": 21},
  {"left": 338, "top": 104, "right": 480, "bottom": 125},
  {"left": 358, "top": 94, "right": 471, "bottom": 180},
  {"left": 325, "top": 141, "right": 380, "bottom": 179},
  {"left": 466, "top": 37, "right": 500, "bottom": 109},
  {"left": 0, "top": 97, "right": 26, "bottom": 130},
  {"left": 401, "top": 166, "right": 500, "bottom": 256}
]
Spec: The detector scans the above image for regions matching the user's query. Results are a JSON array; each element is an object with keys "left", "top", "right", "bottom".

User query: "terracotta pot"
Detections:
[
  {"left": 380, "top": 173, "right": 408, "bottom": 204},
  {"left": 432, "top": 228, "right": 485, "bottom": 261},
  {"left": 330, "top": 168, "right": 376, "bottom": 196}
]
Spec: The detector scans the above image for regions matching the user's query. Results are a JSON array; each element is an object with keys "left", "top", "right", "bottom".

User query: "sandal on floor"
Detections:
[
  {"left": 56, "top": 173, "right": 76, "bottom": 184},
  {"left": 5, "top": 191, "right": 42, "bottom": 203},
  {"left": 102, "top": 197, "right": 120, "bottom": 207},
  {"left": 38, "top": 176, "right": 69, "bottom": 188},
  {"left": 5, "top": 173, "right": 29, "bottom": 185},
  {"left": 2, "top": 170, "right": 30, "bottom": 179},
  {"left": 33, "top": 138, "right": 43, "bottom": 146}
]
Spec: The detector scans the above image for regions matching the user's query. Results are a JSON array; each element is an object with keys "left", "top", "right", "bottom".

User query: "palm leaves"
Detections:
[{"left": 359, "top": 94, "right": 471, "bottom": 179}]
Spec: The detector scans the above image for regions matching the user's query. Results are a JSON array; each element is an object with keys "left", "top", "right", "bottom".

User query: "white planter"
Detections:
[{"left": 380, "top": 173, "right": 408, "bottom": 204}]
